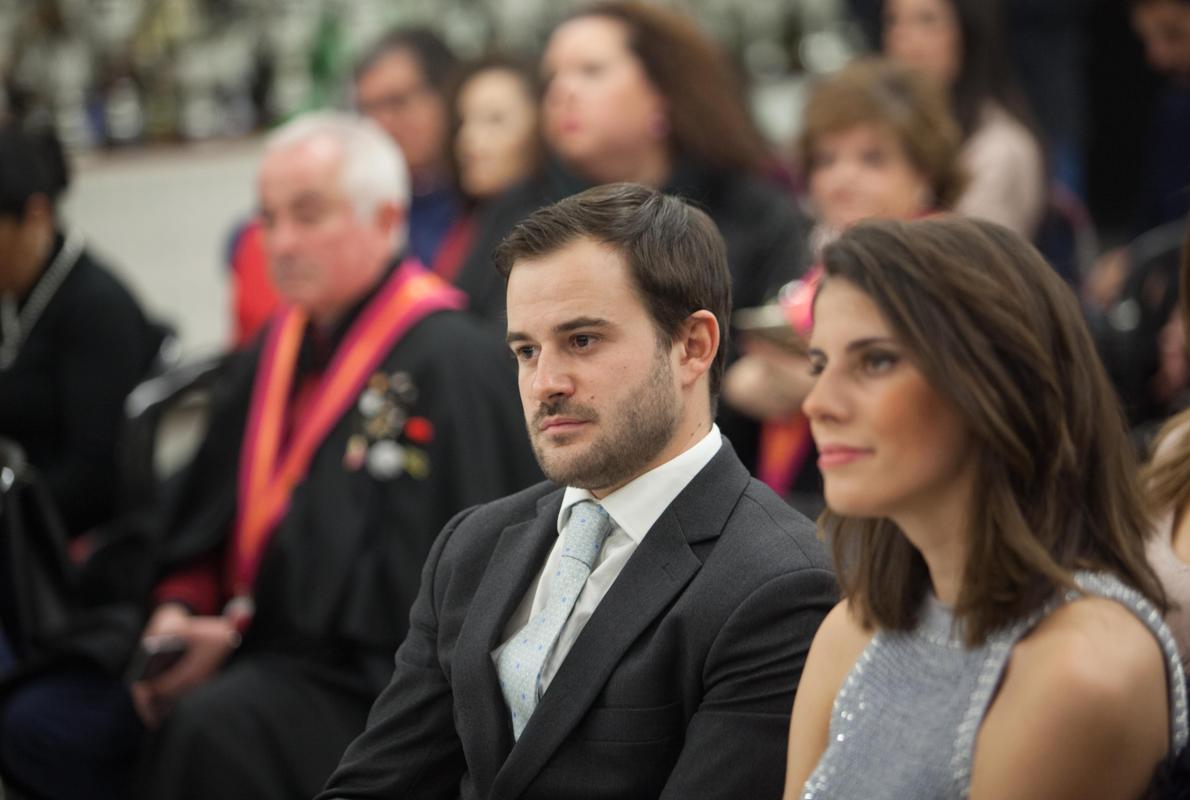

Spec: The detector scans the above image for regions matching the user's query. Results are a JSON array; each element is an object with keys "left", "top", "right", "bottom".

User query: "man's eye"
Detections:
[
  {"left": 294, "top": 207, "right": 326, "bottom": 225},
  {"left": 512, "top": 345, "right": 537, "bottom": 361},
  {"left": 571, "top": 334, "right": 597, "bottom": 350}
]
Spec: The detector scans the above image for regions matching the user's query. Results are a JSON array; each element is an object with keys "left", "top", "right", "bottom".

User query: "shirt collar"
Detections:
[{"left": 557, "top": 425, "right": 722, "bottom": 543}]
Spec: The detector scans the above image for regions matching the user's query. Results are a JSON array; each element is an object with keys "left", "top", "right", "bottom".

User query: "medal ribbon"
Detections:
[{"left": 232, "top": 259, "right": 466, "bottom": 598}]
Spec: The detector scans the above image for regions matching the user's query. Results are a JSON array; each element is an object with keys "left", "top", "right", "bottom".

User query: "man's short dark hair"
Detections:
[
  {"left": 0, "top": 124, "right": 69, "bottom": 219},
  {"left": 493, "top": 183, "right": 732, "bottom": 400},
  {"left": 354, "top": 28, "right": 458, "bottom": 91}
]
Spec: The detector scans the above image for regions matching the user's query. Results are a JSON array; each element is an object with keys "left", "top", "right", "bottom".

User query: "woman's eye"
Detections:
[
  {"left": 807, "top": 357, "right": 825, "bottom": 377},
  {"left": 809, "top": 151, "right": 834, "bottom": 171},
  {"left": 861, "top": 149, "right": 887, "bottom": 168},
  {"left": 861, "top": 350, "right": 899, "bottom": 374}
]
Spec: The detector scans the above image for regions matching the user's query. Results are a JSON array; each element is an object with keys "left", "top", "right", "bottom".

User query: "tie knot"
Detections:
[{"left": 560, "top": 501, "right": 612, "bottom": 569}]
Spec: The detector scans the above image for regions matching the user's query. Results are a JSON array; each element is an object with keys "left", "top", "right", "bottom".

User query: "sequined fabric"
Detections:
[{"left": 800, "top": 571, "right": 1189, "bottom": 799}]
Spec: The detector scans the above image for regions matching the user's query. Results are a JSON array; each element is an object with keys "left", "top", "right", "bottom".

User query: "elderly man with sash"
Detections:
[
  {"left": 124, "top": 112, "right": 539, "bottom": 799},
  {"left": 0, "top": 111, "right": 537, "bottom": 800}
]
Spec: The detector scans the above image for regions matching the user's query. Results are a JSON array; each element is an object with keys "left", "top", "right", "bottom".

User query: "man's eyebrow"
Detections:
[
  {"left": 553, "top": 317, "right": 611, "bottom": 335},
  {"left": 505, "top": 317, "right": 613, "bottom": 346}
]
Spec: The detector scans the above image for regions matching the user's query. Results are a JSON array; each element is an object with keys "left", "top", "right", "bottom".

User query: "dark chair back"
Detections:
[
  {"left": 1034, "top": 182, "right": 1098, "bottom": 288},
  {"left": 0, "top": 438, "right": 74, "bottom": 665}
]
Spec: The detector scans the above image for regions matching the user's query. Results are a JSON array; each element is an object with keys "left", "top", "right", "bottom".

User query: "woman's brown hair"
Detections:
[
  {"left": 1144, "top": 216, "right": 1190, "bottom": 511},
  {"left": 818, "top": 216, "right": 1166, "bottom": 646},
  {"left": 799, "top": 58, "right": 967, "bottom": 210},
  {"left": 565, "top": 1, "right": 771, "bottom": 174}
]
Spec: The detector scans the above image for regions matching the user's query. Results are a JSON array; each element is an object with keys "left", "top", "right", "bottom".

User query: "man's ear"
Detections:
[{"left": 675, "top": 310, "right": 719, "bottom": 388}]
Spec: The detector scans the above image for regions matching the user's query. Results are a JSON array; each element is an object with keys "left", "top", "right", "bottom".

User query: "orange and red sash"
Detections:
[
  {"left": 758, "top": 414, "right": 814, "bottom": 497},
  {"left": 231, "top": 259, "right": 465, "bottom": 602},
  {"left": 757, "top": 265, "right": 822, "bottom": 496}
]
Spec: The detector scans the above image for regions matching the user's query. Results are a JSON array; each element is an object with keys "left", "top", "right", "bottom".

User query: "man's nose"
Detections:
[
  {"left": 530, "top": 349, "right": 575, "bottom": 402},
  {"left": 264, "top": 218, "right": 299, "bottom": 258}
]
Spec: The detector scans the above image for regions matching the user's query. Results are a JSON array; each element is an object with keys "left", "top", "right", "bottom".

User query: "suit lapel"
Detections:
[
  {"left": 453, "top": 490, "right": 563, "bottom": 797},
  {"left": 490, "top": 442, "right": 751, "bottom": 800}
]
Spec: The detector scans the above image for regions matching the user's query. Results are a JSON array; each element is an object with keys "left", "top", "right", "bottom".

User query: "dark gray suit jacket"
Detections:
[{"left": 319, "top": 441, "right": 836, "bottom": 800}]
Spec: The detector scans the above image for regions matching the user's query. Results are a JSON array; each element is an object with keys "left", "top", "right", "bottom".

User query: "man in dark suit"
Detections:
[{"left": 320, "top": 183, "right": 837, "bottom": 800}]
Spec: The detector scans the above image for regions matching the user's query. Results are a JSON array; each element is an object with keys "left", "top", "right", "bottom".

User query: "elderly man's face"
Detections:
[{"left": 258, "top": 136, "right": 394, "bottom": 324}]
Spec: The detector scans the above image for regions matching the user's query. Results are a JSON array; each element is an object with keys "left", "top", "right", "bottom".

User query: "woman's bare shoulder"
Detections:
[
  {"left": 970, "top": 596, "right": 1170, "bottom": 800},
  {"left": 814, "top": 598, "right": 876, "bottom": 665}
]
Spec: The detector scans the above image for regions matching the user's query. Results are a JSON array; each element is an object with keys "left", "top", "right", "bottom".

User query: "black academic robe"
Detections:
[
  {"left": 135, "top": 299, "right": 541, "bottom": 800},
  {"left": 0, "top": 235, "right": 157, "bottom": 536}
]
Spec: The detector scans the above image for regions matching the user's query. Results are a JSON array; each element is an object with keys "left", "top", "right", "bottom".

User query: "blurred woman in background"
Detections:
[
  {"left": 784, "top": 216, "right": 1185, "bottom": 799},
  {"left": 434, "top": 55, "right": 543, "bottom": 321},
  {"left": 883, "top": 0, "right": 1046, "bottom": 238},
  {"left": 723, "top": 59, "right": 964, "bottom": 511},
  {"left": 535, "top": 0, "right": 809, "bottom": 310}
]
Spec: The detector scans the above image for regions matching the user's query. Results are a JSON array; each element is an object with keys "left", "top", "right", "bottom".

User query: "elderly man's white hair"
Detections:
[{"left": 264, "top": 111, "right": 410, "bottom": 246}]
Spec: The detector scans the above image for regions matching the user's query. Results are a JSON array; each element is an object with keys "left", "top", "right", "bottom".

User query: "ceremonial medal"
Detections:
[
  {"left": 348, "top": 368, "right": 431, "bottom": 480},
  {"left": 366, "top": 440, "right": 406, "bottom": 479},
  {"left": 358, "top": 388, "right": 385, "bottom": 418},
  {"left": 390, "top": 371, "right": 418, "bottom": 403},
  {"left": 343, "top": 434, "right": 367, "bottom": 471},
  {"left": 403, "top": 446, "right": 430, "bottom": 480}
]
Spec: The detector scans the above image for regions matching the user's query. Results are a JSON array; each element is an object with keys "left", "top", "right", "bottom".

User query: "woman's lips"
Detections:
[{"left": 817, "top": 445, "right": 873, "bottom": 468}]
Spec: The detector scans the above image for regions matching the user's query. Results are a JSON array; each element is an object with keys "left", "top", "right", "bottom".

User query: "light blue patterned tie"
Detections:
[{"left": 497, "top": 500, "right": 613, "bottom": 739}]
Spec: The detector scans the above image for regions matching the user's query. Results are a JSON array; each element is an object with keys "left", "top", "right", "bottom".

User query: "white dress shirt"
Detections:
[{"left": 492, "top": 425, "right": 722, "bottom": 692}]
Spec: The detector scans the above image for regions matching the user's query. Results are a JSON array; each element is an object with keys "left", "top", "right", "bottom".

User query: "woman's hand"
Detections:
[{"left": 723, "top": 335, "right": 816, "bottom": 422}]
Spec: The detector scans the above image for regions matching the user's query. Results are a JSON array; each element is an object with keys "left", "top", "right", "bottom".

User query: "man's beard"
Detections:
[{"left": 529, "top": 346, "right": 680, "bottom": 492}]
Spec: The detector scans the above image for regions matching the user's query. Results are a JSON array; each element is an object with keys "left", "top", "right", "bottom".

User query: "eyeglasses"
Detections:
[{"left": 357, "top": 84, "right": 433, "bottom": 117}]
